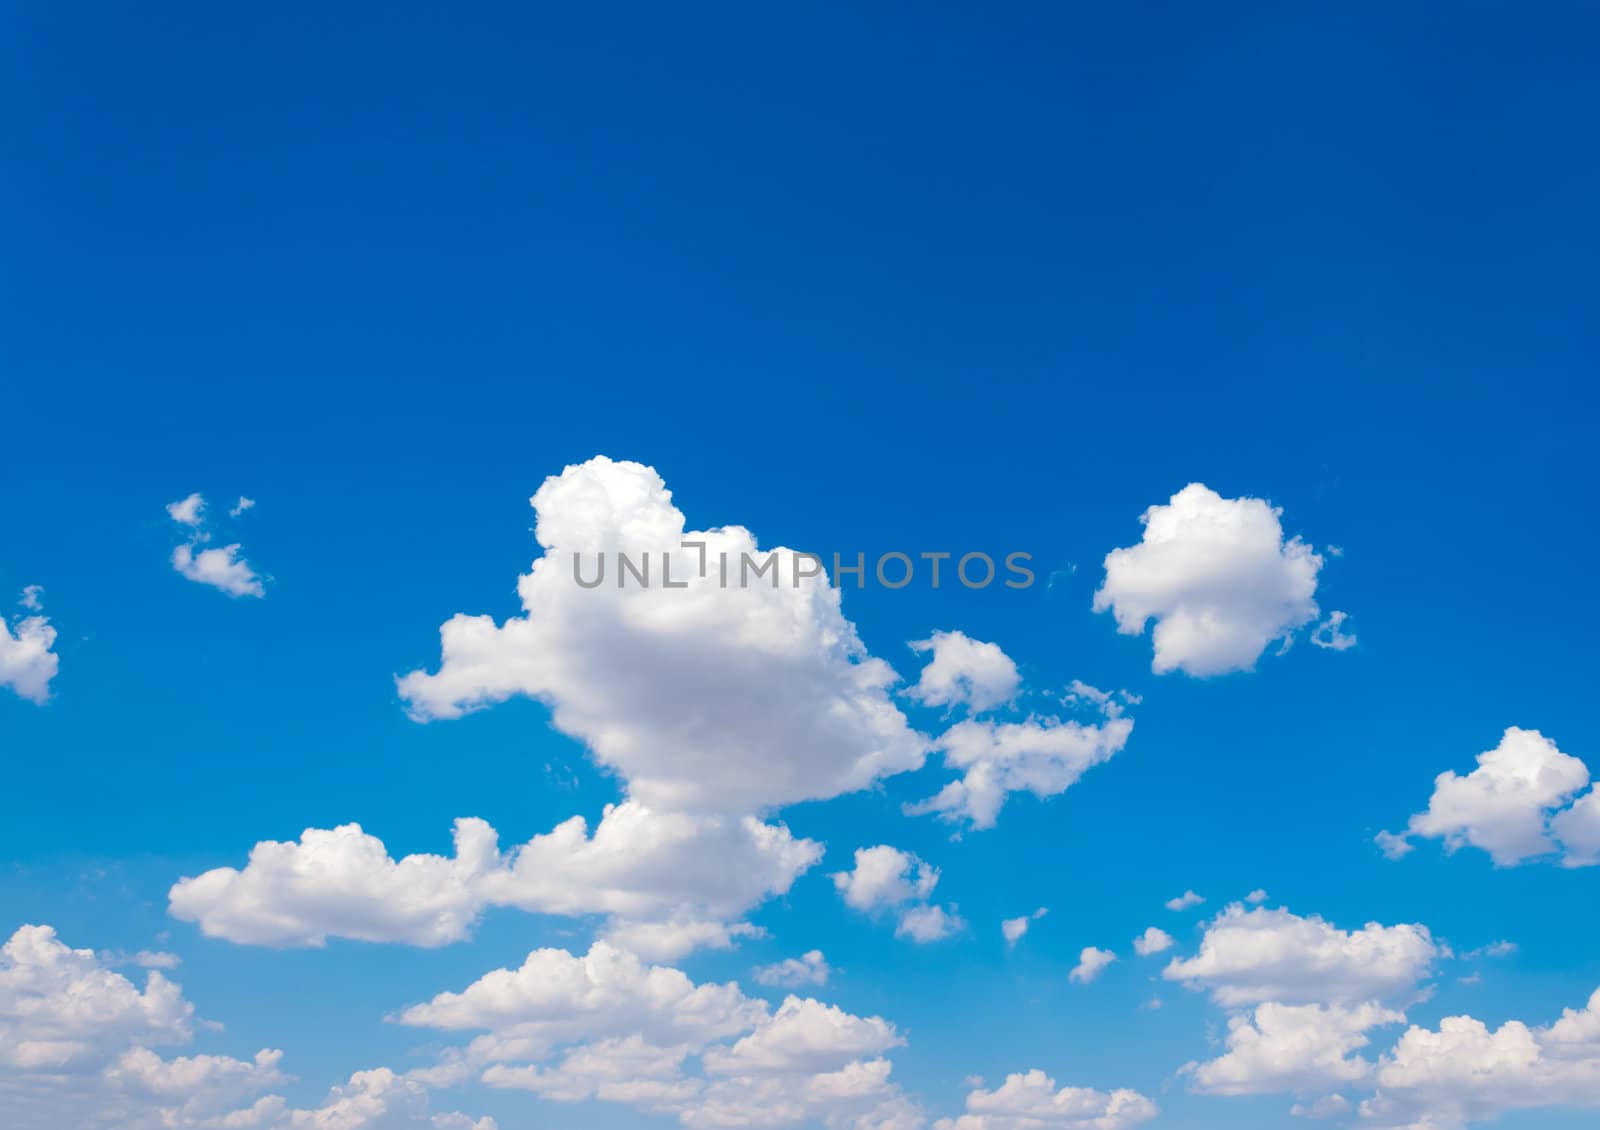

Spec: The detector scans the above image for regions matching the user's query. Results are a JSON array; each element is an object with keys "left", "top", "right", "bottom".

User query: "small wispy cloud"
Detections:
[
  {"left": 166, "top": 493, "right": 266, "bottom": 598},
  {"left": 1165, "top": 890, "right": 1205, "bottom": 912}
]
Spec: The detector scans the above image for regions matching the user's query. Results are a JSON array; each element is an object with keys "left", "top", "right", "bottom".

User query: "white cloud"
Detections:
[
  {"left": 1093, "top": 483, "right": 1327, "bottom": 676},
  {"left": 906, "top": 631, "right": 1020, "bottom": 713},
  {"left": 1359, "top": 986, "right": 1600, "bottom": 1129},
  {"left": 1162, "top": 904, "right": 1438, "bottom": 1007},
  {"left": 166, "top": 494, "right": 265, "bottom": 598},
  {"left": 1182, "top": 1001, "right": 1403, "bottom": 1096},
  {"left": 700, "top": 996, "right": 902, "bottom": 1077},
  {"left": 170, "top": 543, "right": 264, "bottom": 598},
  {"left": 170, "top": 805, "right": 820, "bottom": 958},
  {"left": 1063, "top": 680, "right": 1136, "bottom": 718},
  {"left": 19, "top": 585, "right": 43, "bottom": 611},
  {"left": 1310, "top": 610, "right": 1357, "bottom": 651},
  {"left": 933, "top": 1069, "right": 1156, "bottom": 1129},
  {"left": 831, "top": 847, "right": 938, "bottom": 912},
  {"left": 225, "top": 1068, "right": 499, "bottom": 1130},
  {"left": 397, "top": 941, "right": 762, "bottom": 1052},
  {"left": 0, "top": 924, "right": 492, "bottom": 1130},
  {"left": 1, "top": 595, "right": 59, "bottom": 704},
  {"left": 832, "top": 846, "right": 962, "bottom": 945},
  {"left": 98, "top": 950, "right": 182, "bottom": 971},
  {"left": 396, "top": 456, "right": 926, "bottom": 815},
  {"left": 1165, "top": 890, "right": 1205, "bottom": 912},
  {"left": 1552, "top": 789, "right": 1600, "bottom": 867},
  {"left": 1374, "top": 830, "right": 1414, "bottom": 860},
  {"left": 894, "top": 905, "right": 963, "bottom": 944},
  {"left": 405, "top": 943, "right": 918, "bottom": 1130},
  {"left": 754, "top": 951, "right": 830, "bottom": 989},
  {"left": 1379, "top": 727, "right": 1597, "bottom": 867},
  {"left": 907, "top": 714, "right": 1133, "bottom": 830},
  {"left": 229, "top": 497, "right": 255, "bottom": 518},
  {"left": 1245, "top": 889, "right": 1269, "bottom": 904},
  {"left": 478, "top": 1035, "right": 694, "bottom": 1110},
  {"left": 1002, "top": 909, "right": 1047, "bottom": 947},
  {"left": 166, "top": 493, "right": 205, "bottom": 527},
  {"left": 1132, "top": 928, "right": 1173, "bottom": 957},
  {"left": 0, "top": 924, "right": 194, "bottom": 1073},
  {"left": 1069, "top": 947, "right": 1116, "bottom": 985}
]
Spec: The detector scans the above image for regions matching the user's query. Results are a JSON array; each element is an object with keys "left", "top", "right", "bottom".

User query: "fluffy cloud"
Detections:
[
  {"left": 831, "top": 847, "right": 938, "bottom": 912},
  {"left": 170, "top": 804, "right": 820, "bottom": 959},
  {"left": 171, "top": 543, "right": 264, "bottom": 598},
  {"left": 396, "top": 942, "right": 762, "bottom": 1053},
  {"left": 1132, "top": 928, "right": 1173, "bottom": 957},
  {"left": 1, "top": 590, "right": 59, "bottom": 703},
  {"left": 907, "top": 713, "right": 1133, "bottom": 830},
  {"left": 1163, "top": 905, "right": 1449, "bottom": 1115},
  {"left": 0, "top": 925, "right": 194, "bottom": 1073},
  {"left": 0, "top": 924, "right": 490, "bottom": 1130},
  {"left": 220, "top": 1068, "right": 498, "bottom": 1130},
  {"left": 403, "top": 943, "right": 918, "bottom": 1130},
  {"left": 1069, "top": 947, "right": 1116, "bottom": 985},
  {"left": 700, "top": 997, "right": 901, "bottom": 1077},
  {"left": 1162, "top": 905, "right": 1437, "bottom": 1007},
  {"left": 478, "top": 1036, "right": 694, "bottom": 1110},
  {"left": 832, "top": 847, "right": 963, "bottom": 944},
  {"left": 1182, "top": 1001, "right": 1403, "bottom": 1096},
  {"left": 1092, "top": 483, "right": 1327, "bottom": 676},
  {"left": 754, "top": 951, "right": 830, "bottom": 989},
  {"left": 1379, "top": 727, "right": 1599, "bottom": 867},
  {"left": 166, "top": 493, "right": 205, "bottom": 527},
  {"left": 397, "top": 456, "right": 926, "bottom": 815},
  {"left": 1359, "top": 986, "right": 1600, "bottom": 1129},
  {"left": 933, "top": 1069, "right": 1156, "bottom": 1130},
  {"left": 166, "top": 494, "right": 264, "bottom": 598},
  {"left": 906, "top": 631, "right": 1020, "bottom": 713}
]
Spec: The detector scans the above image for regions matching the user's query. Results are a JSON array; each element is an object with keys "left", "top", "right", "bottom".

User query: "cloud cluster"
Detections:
[
  {"left": 171, "top": 804, "right": 822, "bottom": 960},
  {"left": 1360, "top": 986, "right": 1600, "bottom": 1129},
  {"left": 179, "top": 461, "right": 1141, "bottom": 965},
  {"left": 932, "top": 1070, "right": 1156, "bottom": 1130},
  {"left": 165, "top": 493, "right": 265, "bottom": 598},
  {"left": 909, "top": 715, "right": 1133, "bottom": 831},
  {"left": 1162, "top": 904, "right": 1438, "bottom": 1008},
  {"left": 1, "top": 588, "right": 58, "bottom": 703},
  {"left": 401, "top": 941, "right": 921, "bottom": 1130},
  {"left": 177, "top": 462, "right": 1140, "bottom": 969},
  {"left": 1093, "top": 483, "right": 1336, "bottom": 676},
  {"left": 1379, "top": 727, "right": 1600, "bottom": 867},
  {"left": 831, "top": 846, "right": 963, "bottom": 944},
  {"left": 1186, "top": 1001, "right": 1404, "bottom": 1096},
  {"left": 902, "top": 661, "right": 1135, "bottom": 833},
  {"left": 0, "top": 924, "right": 491, "bottom": 1130},
  {"left": 1164, "top": 903, "right": 1439, "bottom": 1110}
]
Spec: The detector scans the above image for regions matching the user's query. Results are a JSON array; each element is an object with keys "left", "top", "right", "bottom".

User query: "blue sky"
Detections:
[{"left": 3, "top": 4, "right": 1599, "bottom": 1129}]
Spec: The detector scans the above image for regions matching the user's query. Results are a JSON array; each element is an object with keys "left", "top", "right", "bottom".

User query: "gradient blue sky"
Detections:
[{"left": 4, "top": 4, "right": 1598, "bottom": 1129}]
